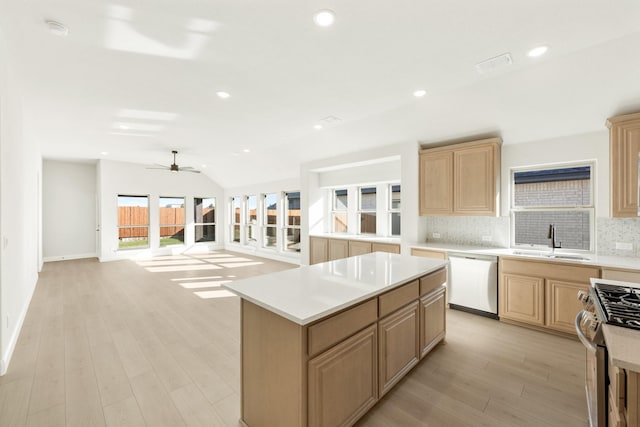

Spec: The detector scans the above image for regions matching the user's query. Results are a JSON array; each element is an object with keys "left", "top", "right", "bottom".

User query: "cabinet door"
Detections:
[
  {"left": 349, "top": 240, "right": 372, "bottom": 257},
  {"left": 371, "top": 242, "right": 400, "bottom": 254},
  {"left": 308, "top": 324, "right": 378, "bottom": 427},
  {"left": 378, "top": 301, "right": 420, "bottom": 397},
  {"left": 499, "top": 274, "right": 544, "bottom": 325},
  {"left": 545, "top": 280, "right": 589, "bottom": 334},
  {"left": 411, "top": 248, "right": 447, "bottom": 260},
  {"left": 419, "top": 151, "right": 453, "bottom": 215},
  {"left": 328, "top": 239, "right": 349, "bottom": 261},
  {"left": 608, "top": 112, "right": 640, "bottom": 217},
  {"left": 310, "top": 237, "right": 328, "bottom": 265},
  {"left": 454, "top": 143, "right": 497, "bottom": 215},
  {"left": 420, "top": 286, "right": 446, "bottom": 359}
]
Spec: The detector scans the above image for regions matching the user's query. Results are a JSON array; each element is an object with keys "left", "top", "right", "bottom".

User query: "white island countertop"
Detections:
[{"left": 223, "top": 252, "right": 448, "bottom": 326}]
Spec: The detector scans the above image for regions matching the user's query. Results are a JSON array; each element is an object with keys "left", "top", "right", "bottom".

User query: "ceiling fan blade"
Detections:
[
  {"left": 181, "top": 169, "right": 201, "bottom": 173},
  {"left": 146, "top": 166, "right": 170, "bottom": 170},
  {"left": 180, "top": 166, "right": 196, "bottom": 170}
]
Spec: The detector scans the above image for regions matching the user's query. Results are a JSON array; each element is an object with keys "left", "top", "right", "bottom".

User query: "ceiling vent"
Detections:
[
  {"left": 319, "top": 115, "right": 342, "bottom": 124},
  {"left": 475, "top": 53, "right": 512, "bottom": 74},
  {"left": 45, "top": 20, "right": 69, "bottom": 37}
]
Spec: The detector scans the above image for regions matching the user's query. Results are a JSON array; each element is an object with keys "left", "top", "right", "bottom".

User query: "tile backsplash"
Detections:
[
  {"left": 596, "top": 217, "right": 640, "bottom": 257},
  {"left": 425, "top": 216, "right": 640, "bottom": 258},
  {"left": 425, "top": 216, "right": 510, "bottom": 248}
]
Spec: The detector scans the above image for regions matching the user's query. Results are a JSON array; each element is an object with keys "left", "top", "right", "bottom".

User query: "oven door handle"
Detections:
[{"left": 575, "top": 310, "right": 597, "bottom": 354}]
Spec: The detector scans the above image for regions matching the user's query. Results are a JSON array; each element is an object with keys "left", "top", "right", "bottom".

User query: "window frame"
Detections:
[
  {"left": 510, "top": 161, "right": 595, "bottom": 252},
  {"left": 358, "top": 186, "right": 377, "bottom": 235},
  {"left": 230, "top": 196, "right": 242, "bottom": 243},
  {"left": 117, "top": 194, "right": 150, "bottom": 250},
  {"left": 331, "top": 189, "right": 348, "bottom": 233},
  {"left": 262, "top": 192, "right": 278, "bottom": 250},
  {"left": 159, "top": 196, "right": 186, "bottom": 247},
  {"left": 194, "top": 197, "right": 216, "bottom": 243},
  {"left": 283, "top": 191, "right": 301, "bottom": 253},
  {"left": 388, "top": 184, "right": 401, "bottom": 237},
  {"left": 244, "top": 194, "right": 258, "bottom": 246}
]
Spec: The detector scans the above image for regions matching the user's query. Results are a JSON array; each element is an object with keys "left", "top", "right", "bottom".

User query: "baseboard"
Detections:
[
  {"left": 43, "top": 252, "right": 97, "bottom": 262},
  {"left": 1, "top": 277, "right": 36, "bottom": 376}
]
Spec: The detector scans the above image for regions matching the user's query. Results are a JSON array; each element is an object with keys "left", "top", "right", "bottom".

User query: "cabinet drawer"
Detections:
[
  {"left": 308, "top": 299, "right": 378, "bottom": 357},
  {"left": 372, "top": 243, "right": 400, "bottom": 254},
  {"left": 420, "top": 268, "right": 447, "bottom": 296},
  {"left": 411, "top": 248, "right": 447, "bottom": 260},
  {"left": 500, "top": 258, "right": 599, "bottom": 283},
  {"left": 379, "top": 280, "right": 419, "bottom": 318}
]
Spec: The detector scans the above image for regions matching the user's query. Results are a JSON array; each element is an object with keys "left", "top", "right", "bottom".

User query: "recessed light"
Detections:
[
  {"left": 413, "top": 89, "right": 427, "bottom": 98},
  {"left": 314, "top": 124, "right": 323, "bottom": 130},
  {"left": 45, "top": 20, "right": 69, "bottom": 37},
  {"left": 201, "top": 164, "right": 207, "bottom": 168},
  {"left": 216, "top": 91, "right": 230, "bottom": 99},
  {"left": 313, "top": 10, "right": 336, "bottom": 27},
  {"left": 100, "top": 151, "right": 109, "bottom": 156},
  {"left": 119, "top": 124, "right": 129, "bottom": 130},
  {"left": 243, "top": 148, "right": 250, "bottom": 153},
  {"left": 528, "top": 46, "right": 548, "bottom": 57}
]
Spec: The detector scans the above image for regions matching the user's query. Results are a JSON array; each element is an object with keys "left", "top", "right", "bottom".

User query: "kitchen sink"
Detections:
[
  {"left": 547, "top": 254, "right": 591, "bottom": 261},
  {"left": 510, "top": 250, "right": 591, "bottom": 261}
]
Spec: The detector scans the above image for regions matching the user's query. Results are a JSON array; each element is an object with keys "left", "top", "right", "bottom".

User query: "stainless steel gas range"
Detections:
[{"left": 577, "top": 279, "right": 640, "bottom": 427}]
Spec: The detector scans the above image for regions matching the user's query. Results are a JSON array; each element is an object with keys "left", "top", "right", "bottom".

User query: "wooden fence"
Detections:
[{"left": 119, "top": 207, "right": 194, "bottom": 239}]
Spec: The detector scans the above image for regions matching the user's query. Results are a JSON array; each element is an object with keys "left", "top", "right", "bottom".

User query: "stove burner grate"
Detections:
[{"left": 594, "top": 283, "right": 640, "bottom": 331}]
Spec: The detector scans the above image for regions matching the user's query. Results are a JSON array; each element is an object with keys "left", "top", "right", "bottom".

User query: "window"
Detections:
[
  {"left": 359, "top": 186, "right": 376, "bottom": 234},
  {"left": 263, "top": 193, "right": 278, "bottom": 249},
  {"left": 245, "top": 195, "right": 258, "bottom": 245},
  {"left": 389, "top": 184, "right": 401, "bottom": 236},
  {"left": 117, "top": 195, "right": 149, "bottom": 249},
  {"left": 332, "top": 189, "right": 348, "bottom": 233},
  {"left": 230, "top": 196, "right": 241, "bottom": 243},
  {"left": 284, "top": 191, "right": 301, "bottom": 252},
  {"left": 512, "top": 164, "right": 593, "bottom": 251},
  {"left": 159, "top": 197, "right": 185, "bottom": 246},
  {"left": 194, "top": 197, "right": 215, "bottom": 242}
]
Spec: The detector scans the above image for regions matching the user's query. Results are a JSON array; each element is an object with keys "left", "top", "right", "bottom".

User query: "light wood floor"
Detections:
[{"left": 0, "top": 251, "right": 588, "bottom": 427}]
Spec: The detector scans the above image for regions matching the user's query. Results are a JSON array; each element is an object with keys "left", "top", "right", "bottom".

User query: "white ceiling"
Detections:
[{"left": 1, "top": 0, "right": 640, "bottom": 187}]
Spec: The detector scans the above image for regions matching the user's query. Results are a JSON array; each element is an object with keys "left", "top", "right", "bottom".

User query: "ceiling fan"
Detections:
[{"left": 147, "top": 150, "right": 200, "bottom": 173}]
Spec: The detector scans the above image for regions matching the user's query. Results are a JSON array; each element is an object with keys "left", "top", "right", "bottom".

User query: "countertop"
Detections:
[
  {"left": 410, "top": 242, "right": 640, "bottom": 271},
  {"left": 223, "top": 252, "right": 447, "bottom": 326},
  {"left": 310, "top": 233, "right": 401, "bottom": 245}
]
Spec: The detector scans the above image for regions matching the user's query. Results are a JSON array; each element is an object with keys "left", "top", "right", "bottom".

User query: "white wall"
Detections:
[
  {"left": 98, "top": 159, "right": 225, "bottom": 261},
  {"left": 224, "top": 177, "right": 301, "bottom": 263},
  {"left": 0, "top": 28, "right": 40, "bottom": 375},
  {"left": 42, "top": 160, "right": 97, "bottom": 261}
]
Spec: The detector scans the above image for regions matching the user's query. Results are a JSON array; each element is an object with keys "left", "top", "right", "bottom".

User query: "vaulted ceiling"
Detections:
[{"left": 1, "top": 0, "right": 639, "bottom": 187}]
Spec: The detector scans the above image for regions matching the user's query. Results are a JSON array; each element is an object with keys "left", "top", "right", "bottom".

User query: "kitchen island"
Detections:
[{"left": 224, "top": 252, "right": 448, "bottom": 427}]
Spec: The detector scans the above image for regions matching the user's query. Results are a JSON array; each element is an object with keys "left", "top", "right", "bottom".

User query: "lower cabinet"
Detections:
[
  {"left": 420, "top": 286, "right": 446, "bottom": 358},
  {"left": 328, "top": 239, "right": 349, "bottom": 261},
  {"left": 378, "top": 301, "right": 420, "bottom": 396},
  {"left": 499, "top": 273, "right": 545, "bottom": 326},
  {"left": 498, "top": 258, "right": 599, "bottom": 335},
  {"left": 309, "top": 236, "right": 400, "bottom": 264},
  {"left": 308, "top": 324, "right": 378, "bottom": 427},
  {"left": 349, "top": 241, "right": 372, "bottom": 257},
  {"left": 310, "top": 237, "right": 329, "bottom": 265}
]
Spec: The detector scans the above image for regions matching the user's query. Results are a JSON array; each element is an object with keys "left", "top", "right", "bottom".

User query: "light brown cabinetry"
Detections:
[
  {"left": 498, "top": 258, "right": 599, "bottom": 335},
  {"left": 309, "top": 236, "right": 400, "bottom": 264},
  {"left": 608, "top": 354, "right": 640, "bottom": 427},
  {"left": 607, "top": 112, "right": 640, "bottom": 217},
  {"left": 372, "top": 242, "right": 400, "bottom": 254},
  {"left": 349, "top": 241, "right": 372, "bottom": 257},
  {"left": 419, "top": 286, "right": 446, "bottom": 358},
  {"left": 329, "top": 239, "right": 349, "bottom": 261},
  {"left": 378, "top": 301, "right": 419, "bottom": 396},
  {"left": 239, "top": 267, "right": 447, "bottom": 427},
  {"left": 419, "top": 138, "right": 501, "bottom": 216},
  {"left": 310, "top": 237, "right": 329, "bottom": 265},
  {"left": 499, "top": 273, "right": 545, "bottom": 326},
  {"left": 411, "top": 248, "right": 447, "bottom": 260},
  {"left": 308, "top": 325, "right": 378, "bottom": 427}
]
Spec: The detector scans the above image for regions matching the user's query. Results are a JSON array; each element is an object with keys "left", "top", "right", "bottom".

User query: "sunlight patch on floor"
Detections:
[
  {"left": 193, "top": 289, "right": 236, "bottom": 299},
  {"left": 217, "top": 262, "right": 264, "bottom": 268},
  {"left": 136, "top": 259, "right": 205, "bottom": 267},
  {"left": 179, "top": 280, "right": 231, "bottom": 289},
  {"left": 146, "top": 265, "right": 223, "bottom": 272},
  {"left": 170, "top": 275, "right": 224, "bottom": 282}
]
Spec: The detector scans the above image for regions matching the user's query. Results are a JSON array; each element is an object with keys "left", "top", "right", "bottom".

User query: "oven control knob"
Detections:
[
  {"left": 577, "top": 290, "right": 591, "bottom": 304},
  {"left": 589, "top": 319, "right": 599, "bottom": 331}
]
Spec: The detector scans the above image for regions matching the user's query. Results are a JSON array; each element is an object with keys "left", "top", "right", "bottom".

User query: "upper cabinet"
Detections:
[
  {"left": 607, "top": 112, "right": 640, "bottom": 217},
  {"left": 419, "top": 138, "right": 501, "bottom": 216}
]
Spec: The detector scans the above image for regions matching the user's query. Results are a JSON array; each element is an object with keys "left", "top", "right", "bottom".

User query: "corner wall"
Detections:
[{"left": 0, "top": 27, "right": 40, "bottom": 375}]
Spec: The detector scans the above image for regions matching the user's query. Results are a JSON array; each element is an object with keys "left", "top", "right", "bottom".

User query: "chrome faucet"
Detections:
[{"left": 547, "top": 224, "right": 562, "bottom": 252}]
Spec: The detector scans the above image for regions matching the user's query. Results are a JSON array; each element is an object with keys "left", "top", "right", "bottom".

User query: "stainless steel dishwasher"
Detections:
[{"left": 447, "top": 252, "right": 498, "bottom": 319}]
